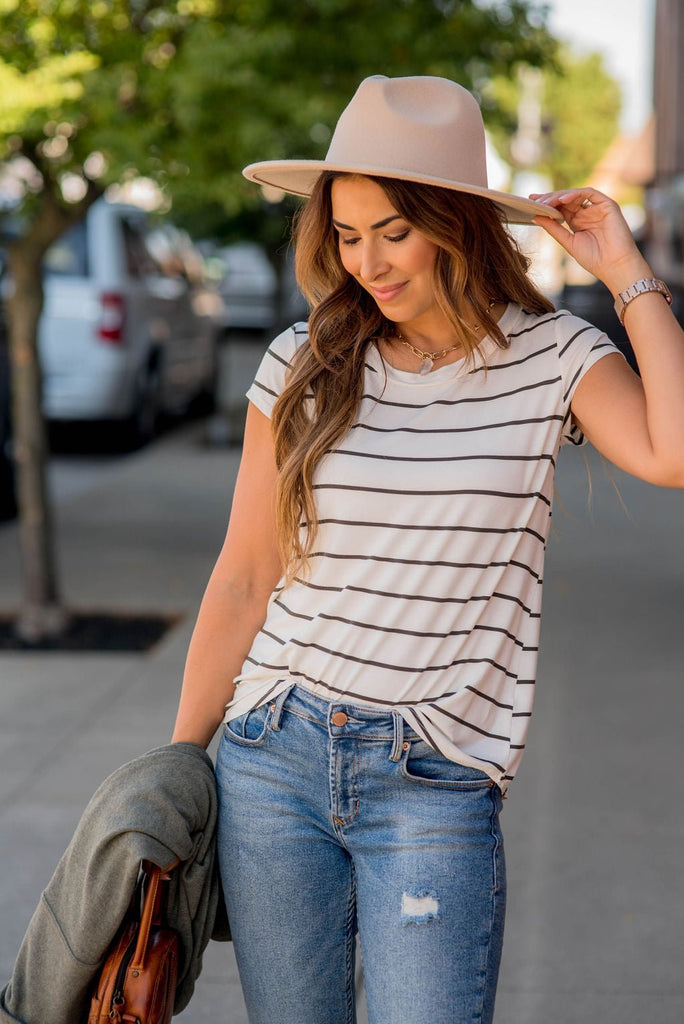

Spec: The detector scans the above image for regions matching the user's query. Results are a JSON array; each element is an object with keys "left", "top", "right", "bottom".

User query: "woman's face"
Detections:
[{"left": 331, "top": 176, "right": 443, "bottom": 330}]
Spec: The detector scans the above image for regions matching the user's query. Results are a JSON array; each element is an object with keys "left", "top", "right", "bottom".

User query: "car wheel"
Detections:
[{"left": 124, "top": 361, "right": 161, "bottom": 449}]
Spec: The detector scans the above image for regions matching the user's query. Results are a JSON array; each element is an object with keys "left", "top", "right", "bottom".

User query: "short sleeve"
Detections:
[
  {"left": 555, "top": 311, "right": 624, "bottom": 447},
  {"left": 245, "top": 322, "right": 309, "bottom": 419}
]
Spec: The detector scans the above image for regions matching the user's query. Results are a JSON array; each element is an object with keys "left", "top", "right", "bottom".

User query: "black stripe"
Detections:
[
  {"left": 507, "top": 312, "right": 571, "bottom": 339},
  {"left": 491, "top": 591, "right": 537, "bottom": 615},
  {"left": 427, "top": 702, "right": 510, "bottom": 743},
  {"left": 512, "top": 711, "right": 532, "bottom": 718},
  {"left": 325, "top": 446, "right": 557, "bottom": 466},
  {"left": 251, "top": 379, "right": 278, "bottom": 399},
  {"left": 403, "top": 708, "right": 452, "bottom": 760},
  {"left": 323, "top": 483, "right": 552, "bottom": 507},
  {"left": 407, "top": 712, "right": 507, "bottom": 774},
  {"left": 469, "top": 342, "right": 556, "bottom": 374},
  {"left": 240, "top": 663, "right": 513, "bottom": 715},
  {"left": 563, "top": 364, "right": 585, "bottom": 403},
  {"left": 349, "top": 419, "right": 561, "bottom": 438},
  {"left": 313, "top": 482, "right": 552, "bottom": 507},
  {"left": 314, "top": 612, "right": 528, "bottom": 647},
  {"left": 309, "top": 550, "right": 541, "bottom": 582},
  {"left": 309, "top": 519, "right": 547, "bottom": 544},
  {"left": 288, "top": 637, "right": 519, "bottom": 678},
  {"left": 273, "top": 598, "right": 314, "bottom": 621},
  {"left": 294, "top": 576, "right": 540, "bottom": 611},
  {"left": 558, "top": 324, "right": 595, "bottom": 359},
  {"left": 463, "top": 684, "right": 514, "bottom": 708},
  {"left": 266, "top": 348, "right": 292, "bottom": 370},
  {"left": 248, "top": 678, "right": 285, "bottom": 709},
  {"left": 361, "top": 375, "right": 562, "bottom": 410},
  {"left": 259, "top": 628, "right": 285, "bottom": 645}
]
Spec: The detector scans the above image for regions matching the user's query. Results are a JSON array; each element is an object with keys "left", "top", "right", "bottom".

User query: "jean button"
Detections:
[{"left": 332, "top": 711, "right": 348, "bottom": 727}]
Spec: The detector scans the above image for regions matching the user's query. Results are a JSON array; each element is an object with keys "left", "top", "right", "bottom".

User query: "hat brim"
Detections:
[{"left": 243, "top": 159, "right": 563, "bottom": 225}]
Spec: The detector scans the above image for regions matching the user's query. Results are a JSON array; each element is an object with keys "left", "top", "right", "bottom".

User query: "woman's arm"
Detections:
[
  {"left": 171, "top": 402, "right": 283, "bottom": 748},
  {"left": 532, "top": 188, "right": 684, "bottom": 487}
]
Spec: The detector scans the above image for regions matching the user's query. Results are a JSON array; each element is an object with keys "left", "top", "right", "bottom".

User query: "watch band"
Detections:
[{"left": 614, "top": 277, "right": 672, "bottom": 325}]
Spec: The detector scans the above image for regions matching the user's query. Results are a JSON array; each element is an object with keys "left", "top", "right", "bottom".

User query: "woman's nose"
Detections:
[{"left": 359, "top": 243, "right": 389, "bottom": 282}]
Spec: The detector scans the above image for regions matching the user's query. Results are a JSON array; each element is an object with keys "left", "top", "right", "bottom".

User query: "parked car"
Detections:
[
  {"left": 215, "top": 242, "right": 279, "bottom": 331},
  {"left": 37, "top": 199, "right": 218, "bottom": 445}
]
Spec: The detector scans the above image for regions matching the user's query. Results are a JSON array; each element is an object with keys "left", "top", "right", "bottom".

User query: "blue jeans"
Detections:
[{"left": 216, "top": 684, "right": 506, "bottom": 1024}]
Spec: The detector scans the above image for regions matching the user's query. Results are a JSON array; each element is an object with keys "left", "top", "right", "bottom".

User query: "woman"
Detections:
[{"left": 172, "top": 76, "right": 684, "bottom": 1023}]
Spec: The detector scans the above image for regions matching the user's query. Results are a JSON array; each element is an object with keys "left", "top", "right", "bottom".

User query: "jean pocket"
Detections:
[
  {"left": 224, "top": 703, "right": 272, "bottom": 747},
  {"left": 401, "top": 740, "right": 493, "bottom": 790}
]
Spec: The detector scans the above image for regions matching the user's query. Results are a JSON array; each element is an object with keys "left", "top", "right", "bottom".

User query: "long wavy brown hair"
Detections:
[{"left": 272, "top": 172, "right": 555, "bottom": 581}]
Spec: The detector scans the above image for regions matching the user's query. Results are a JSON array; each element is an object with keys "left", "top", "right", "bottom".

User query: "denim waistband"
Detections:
[{"left": 271, "top": 683, "right": 420, "bottom": 763}]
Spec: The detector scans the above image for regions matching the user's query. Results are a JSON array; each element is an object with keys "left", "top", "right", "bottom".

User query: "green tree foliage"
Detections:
[
  {"left": 487, "top": 48, "right": 622, "bottom": 190},
  {"left": 0, "top": 0, "right": 557, "bottom": 637},
  {"left": 2, "top": 0, "right": 558, "bottom": 214}
]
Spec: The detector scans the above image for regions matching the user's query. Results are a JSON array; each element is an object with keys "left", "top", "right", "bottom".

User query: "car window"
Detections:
[
  {"left": 145, "top": 225, "right": 187, "bottom": 280},
  {"left": 43, "top": 223, "right": 89, "bottom": 277},
  {"left": 121, "top": 218, "right": 160, "bottom": 279}
]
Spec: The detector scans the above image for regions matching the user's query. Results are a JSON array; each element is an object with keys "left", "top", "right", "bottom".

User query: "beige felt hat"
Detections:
[{"left": 243, "top": 75, "right": 562, "bottom": 225}]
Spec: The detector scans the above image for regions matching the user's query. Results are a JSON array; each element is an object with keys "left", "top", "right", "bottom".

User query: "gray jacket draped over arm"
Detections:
[{"left": 0, "top": 742, "right": 230, "bottom": 1024}]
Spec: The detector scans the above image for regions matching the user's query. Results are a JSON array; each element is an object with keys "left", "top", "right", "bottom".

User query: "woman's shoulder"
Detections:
[
  {"left": 266, "top": 321, "right": 310, "bottom": 365},
  {"left": 247, "top": 322, "right": 311, "bottom": 416},
  {"left": 504, "top": 303, "right": 572, "bottom": 340},
  {"left": 503, "top": 303, "right": 611, "bottom": 356}
]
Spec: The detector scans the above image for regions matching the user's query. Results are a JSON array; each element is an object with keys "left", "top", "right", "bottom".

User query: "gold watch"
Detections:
[{"left": 614, "top": 277, "right": 672, "bottom": 325}]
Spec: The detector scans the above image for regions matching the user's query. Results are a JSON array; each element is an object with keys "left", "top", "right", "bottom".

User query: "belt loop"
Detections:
[
  {"left": 389, "top": 712, "right": 404, "bottom": 762},
  {"left": 270, "top": 683, "right": 294, "bottom": 731}
]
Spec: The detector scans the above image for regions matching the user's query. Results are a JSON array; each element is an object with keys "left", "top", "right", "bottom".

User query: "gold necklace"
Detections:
[
  {"left": 396, "top": 335, "right": 463, "bottom": 376},
  {"left": 396, "top": 299, "right": 497, "bottom": 376}
]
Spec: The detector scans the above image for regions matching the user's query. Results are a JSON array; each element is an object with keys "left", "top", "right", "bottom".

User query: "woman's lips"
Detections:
[{"left": 369, "top": 281, "right": 407, "bottom": 303}]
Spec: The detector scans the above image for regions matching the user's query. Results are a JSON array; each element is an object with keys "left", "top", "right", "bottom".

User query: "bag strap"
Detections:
[{"left": 130, "top": 862, "right": 173, "bottom": 972}]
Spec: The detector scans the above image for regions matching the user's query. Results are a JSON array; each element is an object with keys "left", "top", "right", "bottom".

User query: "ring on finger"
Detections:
[{"left": 580, "top": 198, "right": 592, "bottom": 209}]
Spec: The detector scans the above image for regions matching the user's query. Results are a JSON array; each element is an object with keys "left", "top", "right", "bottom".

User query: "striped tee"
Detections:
[{"left": 224, "top": 303, "right": 619, "bottom": 791}]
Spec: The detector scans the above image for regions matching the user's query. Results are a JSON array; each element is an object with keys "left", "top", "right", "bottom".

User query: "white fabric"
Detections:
[{"left": 224, "top": 304, "right": 620, "bottom": 792}]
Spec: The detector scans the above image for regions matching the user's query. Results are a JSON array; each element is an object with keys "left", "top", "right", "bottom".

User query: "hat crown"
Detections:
[
  {"left": 242, "top": 74, "right": 564, "bottom": 224},
  {"left": 326, "top": 75, "right": 488, "bottom": 189}
]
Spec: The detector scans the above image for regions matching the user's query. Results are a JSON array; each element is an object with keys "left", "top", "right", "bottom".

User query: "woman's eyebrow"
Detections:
[{"left": 332, "top": 215, "right": 402, "bottom": 231}]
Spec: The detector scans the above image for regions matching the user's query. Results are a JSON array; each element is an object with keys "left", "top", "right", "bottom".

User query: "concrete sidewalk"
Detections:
[
  {"left": 0, "top": 419, "right": 250, "bottom": 1020},
  {"left": 1, "top": 401, "right": 683, "bottom": 1022}
]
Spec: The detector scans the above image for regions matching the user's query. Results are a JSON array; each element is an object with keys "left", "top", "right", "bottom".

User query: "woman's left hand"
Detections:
[{"left": 529, "top": 188, "right": 648, "bottom": 294}]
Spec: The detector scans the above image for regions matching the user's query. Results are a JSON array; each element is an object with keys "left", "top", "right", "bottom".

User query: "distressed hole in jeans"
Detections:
[{"left": 401, "top": 890, "right": 439, "bottom": 926}]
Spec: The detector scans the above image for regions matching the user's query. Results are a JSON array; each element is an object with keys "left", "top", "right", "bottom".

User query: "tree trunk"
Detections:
[
  {"left": 6, "top": 241, "right": 68, "bottom": 640},
  {"left": 5, "top": 186, "right": 101, "bottom": 640}
]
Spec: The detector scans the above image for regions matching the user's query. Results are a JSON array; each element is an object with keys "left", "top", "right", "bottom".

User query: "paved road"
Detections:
[{"left": 0, "top": 336, "right": 683, "bottom": 1021}]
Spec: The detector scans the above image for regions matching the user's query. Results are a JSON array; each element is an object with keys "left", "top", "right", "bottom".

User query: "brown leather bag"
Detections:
[{"left": 87, "top": 862, "right": 179, "bottom": 1024}]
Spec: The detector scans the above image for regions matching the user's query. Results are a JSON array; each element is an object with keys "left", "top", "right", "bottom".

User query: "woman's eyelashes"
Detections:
[{"left": 338, "top": 228, "right": 411, "bottom": 247}]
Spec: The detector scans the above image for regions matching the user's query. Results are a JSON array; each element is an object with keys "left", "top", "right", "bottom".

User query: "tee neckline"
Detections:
[{"left": 367, "top": 303, "right": 518, "bottom": 385}]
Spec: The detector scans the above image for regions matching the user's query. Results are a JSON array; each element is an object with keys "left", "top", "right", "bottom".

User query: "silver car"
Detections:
[
  {"left": 39, "top": 199, "right": 217, "bottom": 444},
  {"left": 216, "top": 241, "right": 279, "bottom": 331}
]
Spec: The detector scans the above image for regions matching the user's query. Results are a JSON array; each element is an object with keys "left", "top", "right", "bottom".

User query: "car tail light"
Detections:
[{"left": 98, "top": 292, "right": 126, "bottom": 343}]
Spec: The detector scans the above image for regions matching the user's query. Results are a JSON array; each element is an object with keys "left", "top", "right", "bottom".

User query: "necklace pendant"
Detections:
[{"left": 418, "top": 356, "right": 433, "bottom": 375}]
